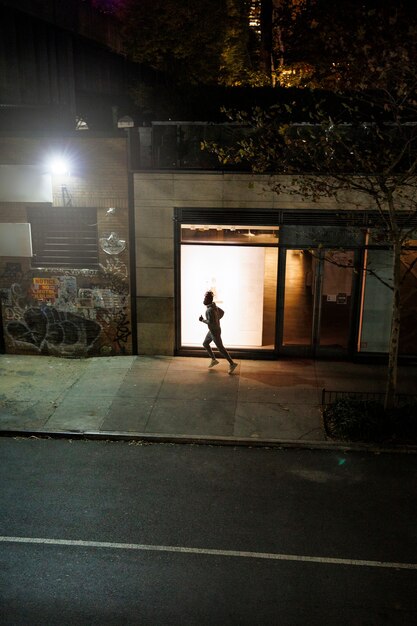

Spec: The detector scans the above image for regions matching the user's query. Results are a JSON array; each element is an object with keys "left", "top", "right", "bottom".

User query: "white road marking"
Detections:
[{"left": 0, "top": 535, "right": 416, "bottom": 570}]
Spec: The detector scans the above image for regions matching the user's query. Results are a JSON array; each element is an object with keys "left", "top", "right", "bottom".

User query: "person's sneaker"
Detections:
[
  {"left": 208, "top": 359, "right": 219, "bottom": 368},
  {"left": 228, "top": 362, "right": 238, "bottom": 374}
]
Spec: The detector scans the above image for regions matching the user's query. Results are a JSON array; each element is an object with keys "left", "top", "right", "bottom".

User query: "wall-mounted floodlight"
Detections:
[{"left": 48, "top": 157, "right": 70, "bottom": 176}]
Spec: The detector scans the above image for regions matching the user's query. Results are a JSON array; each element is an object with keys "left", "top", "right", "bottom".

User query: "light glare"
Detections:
[{"left": 48, "top": 158, "right": 70, "bottom": 176}]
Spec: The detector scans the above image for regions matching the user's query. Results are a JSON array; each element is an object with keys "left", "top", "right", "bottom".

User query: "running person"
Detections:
[{"left": 199, "top": 290, "right": 238, "bottom": 374}]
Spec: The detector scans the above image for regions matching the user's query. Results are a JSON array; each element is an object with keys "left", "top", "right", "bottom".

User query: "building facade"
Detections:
[
  {"left": 1, "top": 124, "right": 416, "bottom": 362},
  {"left": 0, "top": 133, "right": 133, "bottom": 357},
  {"left": 134, "top": 151, "right": 417, "bottom": 361}
]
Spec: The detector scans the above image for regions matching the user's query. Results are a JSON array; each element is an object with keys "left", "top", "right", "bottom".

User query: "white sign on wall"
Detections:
[
  {"left": 181, "top": 245, "right": 265, "bottom": 347},
  {"left": 0, "top": 223, "right": 33, "bottom": 257},
  {"left": 0, "top": 165, "right": 53, "bottom": 203}
]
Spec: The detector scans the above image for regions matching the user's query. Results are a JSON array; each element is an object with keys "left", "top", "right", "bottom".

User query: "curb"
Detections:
[{"left": 1, "top": 428, "right": 417, "bottom": 454}]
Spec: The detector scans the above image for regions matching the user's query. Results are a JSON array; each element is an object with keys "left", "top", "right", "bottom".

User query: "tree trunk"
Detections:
[
  {"left": 385, "top": 239, "right": 402, "bottom": 410},
  {"left": 260, "top": 0, "right": 273, "bottom": 82}
]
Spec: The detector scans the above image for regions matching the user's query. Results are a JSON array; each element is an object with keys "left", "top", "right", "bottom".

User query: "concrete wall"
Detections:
[{"left": 0, "top": 134, "right": 132, "bottom": 357}]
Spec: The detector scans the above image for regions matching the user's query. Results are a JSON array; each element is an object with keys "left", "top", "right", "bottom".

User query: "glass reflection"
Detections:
[{"left": 181, "top": 225, "right": 279, "bottom": 245}]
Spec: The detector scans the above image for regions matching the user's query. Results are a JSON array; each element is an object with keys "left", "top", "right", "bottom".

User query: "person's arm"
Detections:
[{"left": 199, "top": 307, "right": 214, "bottom": 325}]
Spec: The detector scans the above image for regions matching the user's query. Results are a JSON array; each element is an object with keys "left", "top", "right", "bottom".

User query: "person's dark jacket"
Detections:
[{"left": 203, "top": 302, "right": 224, "bottom": 334}]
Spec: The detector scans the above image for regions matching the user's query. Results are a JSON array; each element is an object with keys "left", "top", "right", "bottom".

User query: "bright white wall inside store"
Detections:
[{"left": 181, "top": 245, "right": 265, "bottom": 347}]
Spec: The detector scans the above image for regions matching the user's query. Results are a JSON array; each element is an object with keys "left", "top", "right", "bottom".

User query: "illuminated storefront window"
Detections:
[
  {"left": 178, "top": 219, "right": 417, "bottom": 358},
  {"left": 180, "top": 225, "right": 278, "bottom": 349}
]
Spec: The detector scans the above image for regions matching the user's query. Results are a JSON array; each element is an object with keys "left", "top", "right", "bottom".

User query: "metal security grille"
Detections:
[{"left": 28, "top": 207, "right": 99, "bottom": 268}]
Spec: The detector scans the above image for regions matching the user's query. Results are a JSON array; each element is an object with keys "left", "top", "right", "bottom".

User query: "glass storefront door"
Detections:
[{"left": 282, "top": 249, "right": 355, "bottom": 355}]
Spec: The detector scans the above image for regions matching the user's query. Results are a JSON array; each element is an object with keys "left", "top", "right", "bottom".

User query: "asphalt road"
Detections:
[{"left": 1, "top": 438, "right": 416, "bottom": 625}]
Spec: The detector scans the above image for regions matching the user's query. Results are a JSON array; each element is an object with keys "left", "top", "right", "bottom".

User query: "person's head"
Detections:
[{"left": 203, "top": 290, "right": 214, "bottom": 305}]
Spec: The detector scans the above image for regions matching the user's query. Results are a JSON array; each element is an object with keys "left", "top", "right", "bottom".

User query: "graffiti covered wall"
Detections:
[{"left": 1, "top": 259, "right": 131, "bottom": 357}]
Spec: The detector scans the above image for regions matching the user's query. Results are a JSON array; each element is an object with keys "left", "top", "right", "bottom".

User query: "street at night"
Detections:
[{"left": 1, "top": 438, "right": 416, "bottom": 625}]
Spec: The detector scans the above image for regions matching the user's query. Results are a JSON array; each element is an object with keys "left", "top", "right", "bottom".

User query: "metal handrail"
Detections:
[{"left": 321, "top": 388, "right": 417, "bottom": 407}]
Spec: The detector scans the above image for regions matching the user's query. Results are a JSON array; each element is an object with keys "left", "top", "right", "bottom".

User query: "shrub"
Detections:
[
  {"left": 324, "top": 397, "right": 417, "bottom": 443},
  {"left": 324, "top": 398, "right": 388, "bottom": 442}
]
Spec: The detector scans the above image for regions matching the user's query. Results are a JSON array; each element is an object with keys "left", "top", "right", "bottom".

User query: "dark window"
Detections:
[{"left": 28, "top": 207, "right": 99, "bottom": 269}]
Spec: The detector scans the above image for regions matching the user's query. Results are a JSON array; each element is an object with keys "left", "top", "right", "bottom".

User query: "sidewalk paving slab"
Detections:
[{"left": 1, "top": 354, "right": 416, "bottom": 452}]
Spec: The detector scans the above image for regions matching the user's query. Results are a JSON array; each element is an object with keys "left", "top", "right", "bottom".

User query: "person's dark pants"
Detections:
[{"left": 203, "top": 330, "right": 234, "bottom": 364}]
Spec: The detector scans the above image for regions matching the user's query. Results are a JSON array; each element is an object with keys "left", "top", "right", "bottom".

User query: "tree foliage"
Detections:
[
  {"left": 272, "top": 0, "right": 417, "bottom": 90},
  {"left": 93, "top": 1, "right": 417, "bottom": 90},
  {"left": 116, "top": 0, "right": 262, "bottom": 86}
]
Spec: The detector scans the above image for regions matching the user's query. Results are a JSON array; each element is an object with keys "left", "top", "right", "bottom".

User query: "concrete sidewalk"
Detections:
[{"left": 1, "top": 354, "right": 416, "bottom": 448}]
